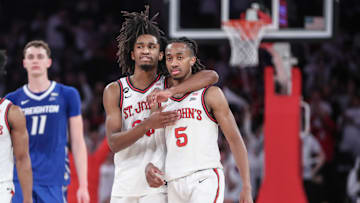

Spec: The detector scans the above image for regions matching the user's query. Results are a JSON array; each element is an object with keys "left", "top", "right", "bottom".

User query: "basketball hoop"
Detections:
[
  {"left": 223, "top": 19, "right": 268, "bottom": 67},
  {"left": 223, "top": 2, "right": 272, "bottom": 67}
]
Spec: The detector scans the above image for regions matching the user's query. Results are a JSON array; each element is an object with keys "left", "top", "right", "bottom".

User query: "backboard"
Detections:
[{"left": 168, "top": 0, "right": 338, "bottom": 41}]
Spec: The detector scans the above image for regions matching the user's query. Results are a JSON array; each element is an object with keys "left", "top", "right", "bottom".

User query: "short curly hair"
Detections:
[{"left": 116, "top": 5, "right": 166, "bottom": 76}]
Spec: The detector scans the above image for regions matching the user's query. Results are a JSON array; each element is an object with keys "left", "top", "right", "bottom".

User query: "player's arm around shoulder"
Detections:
[
  {"left": 169, "top": 70, "right": 219, "bottom": 96},
  {"left": 8, "top": 104, "right": 33, "bottom": 203},
  {"left": 148, "top": 70, "right": 219, "bottom": 105},
  {"left": 204, "top": 86, "right": 253, "bottom": 203}
]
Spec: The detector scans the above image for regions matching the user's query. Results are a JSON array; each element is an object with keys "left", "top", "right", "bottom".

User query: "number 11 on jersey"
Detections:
[{"left": 30, "top": 115, "right": 47, "bottom": 135}]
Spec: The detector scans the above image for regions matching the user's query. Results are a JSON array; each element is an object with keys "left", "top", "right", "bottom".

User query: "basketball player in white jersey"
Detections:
[
  {"left": 0, "top": 52, "right": 32, "bottom": 203},
  {"left": 145, "top": 37, "right": 253, "bottom": 203},
  {"left": 103, "top": 7, "right": 218, "bottom": 203}
]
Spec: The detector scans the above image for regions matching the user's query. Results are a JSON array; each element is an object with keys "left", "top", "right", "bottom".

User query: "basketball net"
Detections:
[{"left": 223, "top": 5, "right": 272, "bottom": 67}]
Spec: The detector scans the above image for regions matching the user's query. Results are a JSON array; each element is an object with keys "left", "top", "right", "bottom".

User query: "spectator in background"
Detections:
[
  {"left": 347, "top": 158, "right": 360, "bottom": 203},
  {"left": 301, "top": 132, "right": 326, "bottom": 203},
  {"left": 98, "top": 154, "right": 115, "bottom": 203},
  {"left": 340, "top": 95, "right": 360, "bottom": 157}
]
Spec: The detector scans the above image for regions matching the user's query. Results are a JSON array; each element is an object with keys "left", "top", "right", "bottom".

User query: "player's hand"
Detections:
[
  {"left": 145, "top": 162, "right": 165, "bottom": 188},
  {"left": 77, "top": 185, "right": 90, "bottom": 203},
  {"left": 239, "top": 187, "right": 253, "bottom": 203},
  {"left": 147, "top": 89, "right": 172, "bottom": 106},
  {"left": 147, "top": 89, "right": 161, "bottom": 106},
  {"left": 145, "top": 106, "right": 178, "bottom": 129},
  {"left": 149, "top": 96, "right": 161, "bottom": 114}
]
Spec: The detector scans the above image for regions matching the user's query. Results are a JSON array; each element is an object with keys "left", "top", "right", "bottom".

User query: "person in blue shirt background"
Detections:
[{"left": 6, "top": 40, "right": 89, "bottom": 203}]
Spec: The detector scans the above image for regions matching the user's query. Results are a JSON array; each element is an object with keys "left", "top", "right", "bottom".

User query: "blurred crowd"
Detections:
[{"left": 1, "top": 0, "right": 360, "bottom": 203}]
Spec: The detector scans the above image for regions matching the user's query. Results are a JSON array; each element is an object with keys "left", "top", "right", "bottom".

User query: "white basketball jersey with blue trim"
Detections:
[
  {"left": 112, "top": 75, "right": 167, "bottom": 196},
  {"left": 0, "top": 98, "right": 14, "bottom": 183},
  {"left": 163, "top": 88, "right": 223, "bottom": 181}
]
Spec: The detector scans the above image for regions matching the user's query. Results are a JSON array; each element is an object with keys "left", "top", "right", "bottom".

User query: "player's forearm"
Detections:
[
  {"left": 72, "top": 139, "right": 88, "bottom": 188},
  {"left": 108, "top": 121, "right": 150, "bottom": 152},
  {"left": 16, "top": 155, "right": 33, "bottom": 202},
  {"left": 69, "top": 116, "right": 89, "bottom": 188},
  {"left": 169, "top": 70, "right": 218, "bottom": 95},
  {"left": 228, "top": 136, "right": 252, "bottom": 189}
]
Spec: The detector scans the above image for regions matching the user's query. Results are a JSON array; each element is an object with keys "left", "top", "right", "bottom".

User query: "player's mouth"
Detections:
[
  {"left": 140, "top": 56, "right": 152, "bottom": 62},
  {"left": 171, "top": 68, "right": 181, "bottom": 75},
  {"left": 31, "top": 66, "right": 41, "bottom": 70}
]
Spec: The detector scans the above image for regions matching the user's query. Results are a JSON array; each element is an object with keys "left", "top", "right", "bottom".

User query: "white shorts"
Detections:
[
  {"left": 0, "top": 181, "right": 14, "bottom": 203},
  {"left": 110, "top": 192, "right": 167, "bottom": 203},
  {"left": 168, "top": 168, "right": 225, "bottom": 203}
]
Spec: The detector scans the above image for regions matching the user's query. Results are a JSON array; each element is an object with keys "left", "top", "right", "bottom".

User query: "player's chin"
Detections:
[
  {"left": 172, "top": 75, "right": 183, "bottom": 81},
  {"left": 140, "top": 64, "right": 156, "bottom": 72},
  {"left": 30, "top": 72, "right": 44, "bottom": 77}
]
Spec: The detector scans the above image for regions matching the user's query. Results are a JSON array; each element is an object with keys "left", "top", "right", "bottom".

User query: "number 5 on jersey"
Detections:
[
  {"left": 175, "top": 127, "right": 188, "bottom": 147},
  {"left": 30, "top": 115, "right": 47, "bottom": 135}
]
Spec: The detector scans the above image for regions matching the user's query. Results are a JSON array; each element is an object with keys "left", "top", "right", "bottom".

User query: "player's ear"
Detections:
[
  {"left": 46, "top": 58, "right": 52, "bottom": 69},
  {"left": 190, "top": 56, "right": 196, "bottom": 67},
  {"left": 158, "top": 51, "right": 164, "bottom": 61}
]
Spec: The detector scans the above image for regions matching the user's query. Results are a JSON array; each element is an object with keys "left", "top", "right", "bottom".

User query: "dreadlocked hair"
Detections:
[
  {"left": 116, "top": 5, "right": 167, "bottom": 76},
  {"left": 167, "top": 37, "right": 206, "bottom": 74},
  {"left": 0, "top": 50, "right": 7, "bottom": 76}
]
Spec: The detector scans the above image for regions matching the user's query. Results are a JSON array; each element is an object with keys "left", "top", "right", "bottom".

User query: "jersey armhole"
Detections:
[
  {"left": 5, "top": 102, "right": 12, "bottom": 132},
  {"left": 116, "top": 79, "right": 124, "bottom": 109},
  {"left": 201, "top": 87, "right": 217, "bottom": 123}
]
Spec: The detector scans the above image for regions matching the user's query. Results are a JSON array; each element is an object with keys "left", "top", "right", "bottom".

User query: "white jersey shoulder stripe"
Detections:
[
  {"left": 201, "top": 86, "right": 217, "bottom": 123},
  {"left": 0, "top": 98, "right": 12, "bottom": 134},
  {"left": 116, "top": 79, "right": 124, "bottom": 109},
  {"left": 4, "top": 101, "right": 12, "bottom": 132}
]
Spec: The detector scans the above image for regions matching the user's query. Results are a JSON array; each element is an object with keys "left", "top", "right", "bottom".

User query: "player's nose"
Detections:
[
  {"left": 141, "top": 47, "right": 150, "bottom": 54},
  {"left": 170, "top": 59, "right": 179, "bottom": 67}
]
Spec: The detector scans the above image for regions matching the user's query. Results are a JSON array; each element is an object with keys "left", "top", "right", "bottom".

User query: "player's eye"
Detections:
[
  {"left": 27, "top": 55, "right": 34, "bottom": 59},
  {"left": 37, "top": 54, "right": 44, "bottom": 59}
]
